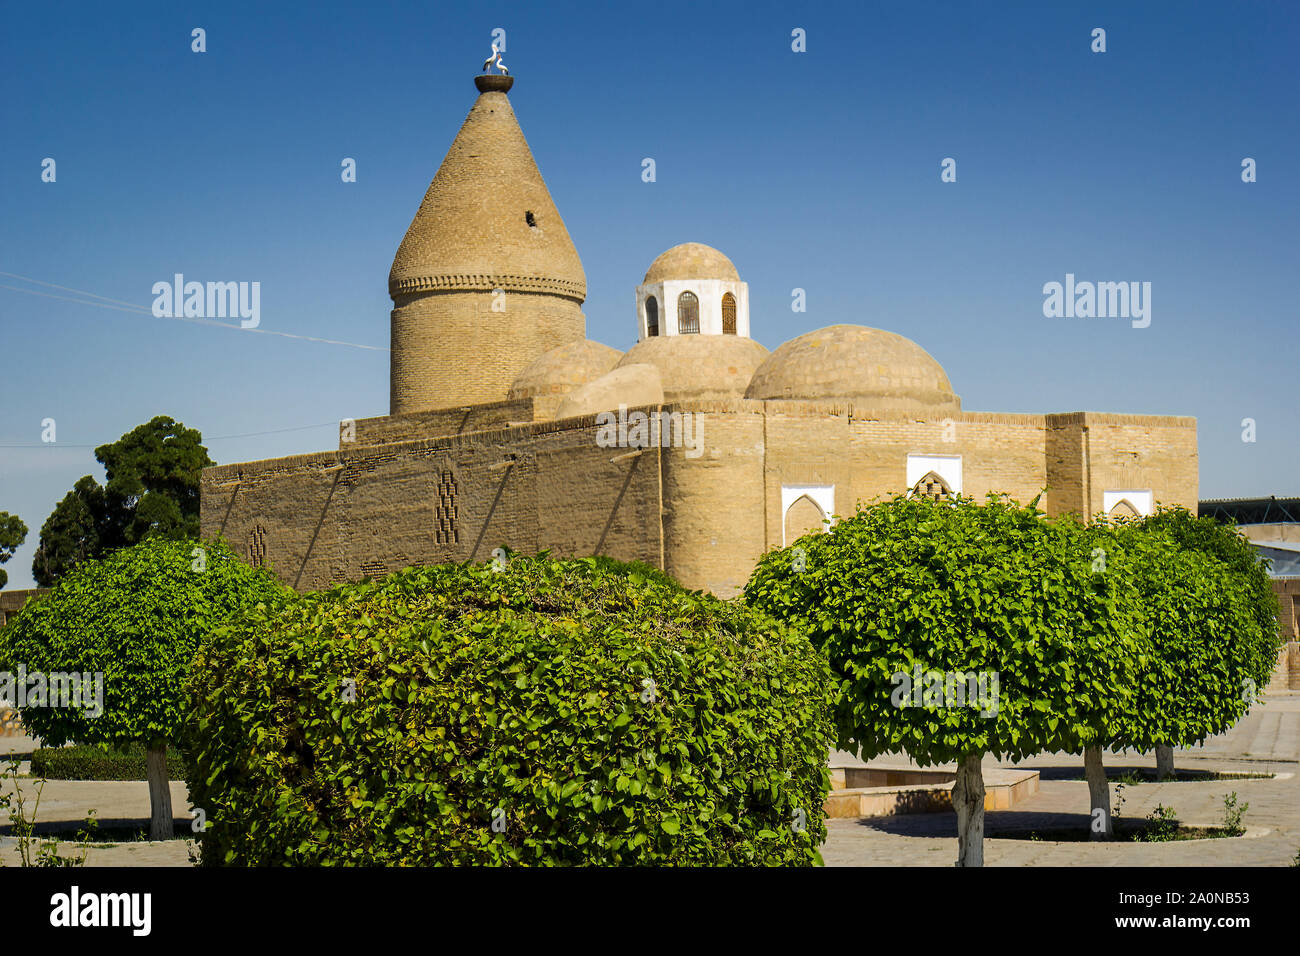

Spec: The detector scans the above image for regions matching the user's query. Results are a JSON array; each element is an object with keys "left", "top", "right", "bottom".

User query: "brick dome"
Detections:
[
  {"left": 643, "top": 243, "right": 740, "bottom": 285},
  {"left": 389, "top": 79, "right": 586, "bottom": 302},
  {"left": 616, "top": 335, "right": 769, "bottom": 403},
  {"left": 555, "top": 364, "right": 664, "bottom": 420},
  {"left": 508, "top": 340, "right": 623, "bottom": 400},
  {"left": 745, "top": 324, "right": 960, "bottom": 415}
]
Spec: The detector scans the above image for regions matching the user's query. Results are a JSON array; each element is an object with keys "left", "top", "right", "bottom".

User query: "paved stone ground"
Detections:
[
  {"left": 4, "top": 694, "right": 1297, "bottom": 867},
  {"left": 0, "top": 734, "right": 195, "bottom": 866},
  {"left": 823, "top": 691, "right": 1300, "bottom": 866}
]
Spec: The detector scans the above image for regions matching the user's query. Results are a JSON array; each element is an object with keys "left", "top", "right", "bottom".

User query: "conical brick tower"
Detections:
[{"left": 388, "top": 73, "right": 587, "bottom": 414}]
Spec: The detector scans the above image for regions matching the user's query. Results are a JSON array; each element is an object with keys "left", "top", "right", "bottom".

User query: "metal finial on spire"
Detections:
[
  {"left": 475, "top": 43, "right": 514, "bottom": 92},
  {"left": 482, "top": 42, "right": 509, "bottom": 76}
]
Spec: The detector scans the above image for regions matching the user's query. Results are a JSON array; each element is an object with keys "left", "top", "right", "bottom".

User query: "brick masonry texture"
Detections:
[
  {"left": 1275, "top": 579, "right": 1300, "bottom": 641},
  {"left": 202, "top": 402, "right": 1199, "bottom": 599},
  {"left": 204, "top": 410, "right": 664, "bottom": 593},
  {"left": 388, "top": 90, "right": 585, "bottom": 300},
  {"left": 348, "top": 399, "right": 537, "bottom": 447},
  {"left": 390, "top": 290, "right": 585, "bottom": 414}
]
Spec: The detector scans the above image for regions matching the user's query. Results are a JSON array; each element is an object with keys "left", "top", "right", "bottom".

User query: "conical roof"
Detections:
[{"left": 388, "top": 76, "right": 586, "bottom": 302}]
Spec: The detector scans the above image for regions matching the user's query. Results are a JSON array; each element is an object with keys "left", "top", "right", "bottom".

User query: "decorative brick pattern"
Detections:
[
  {"left": 390, "top": 290, "right": 585, "bottom": 414},
  {"left": 247, "top": 524, "right": 268, "bottom": 568},
  {"left": 435, "top": 470, "right": 459, "bottom": 545},
  {"left": 912, "top": 471, "right": 953, "bottom": 501},
  {"left": 1108, "top": 498, "right": 1139, "bottom": 518},
  {"left": 359, "top": 560, "right": 388, "bottom": 578}
]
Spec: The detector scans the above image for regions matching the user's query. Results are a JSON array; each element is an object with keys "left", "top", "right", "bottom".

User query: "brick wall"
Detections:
[
  {"left": 348, "top": 398, "right": 537, "bottom": 447},
  {"left": 1062, "top": 412, "right": 1200, "bottom": 517},
  {"left": 1272, "top": 579, "right": 1299, "bottom": 641},
  {"left": 843, "top": 411, "right": 1048, "bottom": 512},
  {"left": 203, "top": 401, "right": 1198, "bottom": 598},
  {"left": 203, "top": 415, "right": 664, "bottom": 592},
  {"left": 661, "top": 403, "right": 766, "bottom": 597},
  {"left": 0, "top": 588, "right": 48, "bottom": 628}
]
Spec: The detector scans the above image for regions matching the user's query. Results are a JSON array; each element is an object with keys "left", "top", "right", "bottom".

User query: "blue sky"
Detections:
[{"left": 1, "top": 0, "right": 1296, "bottom": 588}]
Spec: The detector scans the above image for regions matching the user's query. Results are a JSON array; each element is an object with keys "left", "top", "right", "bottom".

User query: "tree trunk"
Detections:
[
  {"left": 952, "top": 753, "right": 985, "bottom": 867},
  {"left": 1155, "top": 744, "right": 1174, "bottom": 781},
  {"left": 1084, "top": 744, "right": 1112, "bottom": 840},
  {"left": 146, "top": 744, "right": 173, "bottom": 841}
]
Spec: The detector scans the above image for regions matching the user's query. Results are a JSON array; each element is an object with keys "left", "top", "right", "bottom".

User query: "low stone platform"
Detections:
[
  {"left": 824, "top": 764, "right": 1039, "bottom": 818},
  {"left": 823, "top": 691, "right": 1300, "bottom": 865}
]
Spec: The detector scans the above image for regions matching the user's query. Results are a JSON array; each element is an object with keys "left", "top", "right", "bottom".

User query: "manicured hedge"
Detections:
[
  {"left": 30, "top": 743, "right": 189, "bottom": 781},
  {"left": 184, "top": 554, "right": 836, "bottom": 866}
]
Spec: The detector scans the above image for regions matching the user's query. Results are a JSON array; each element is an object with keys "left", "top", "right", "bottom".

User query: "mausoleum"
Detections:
[{"left": 201, "top": 70, "right": 1198, "bottom": 597}]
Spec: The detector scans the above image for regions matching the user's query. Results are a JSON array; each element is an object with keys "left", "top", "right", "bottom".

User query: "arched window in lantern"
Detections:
[
  {"left": 677, "top": 291, "right": 700, "bottom": 334},
  {"left": 722, "top": 292, "right": 737, "bottom": 334}
]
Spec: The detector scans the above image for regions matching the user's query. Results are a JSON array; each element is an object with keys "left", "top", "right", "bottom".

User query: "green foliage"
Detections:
[
  {"left": 96, "top": 415, "right": 212, "bottom": 542},
  {"left": 1220, "top": 791, "right": 1248, "bottom": 836},
  {"left": 30, "top": 743, "right": 189, "bottom": 781},
  {"left": 0, "top": 537, "right": 284, "bottom": 750},
  {"left": 743, "top": 494, "right": 1149, "bottom": 765},
  {"left": 1139, "top": 804, "right": 1179, "bottom": 842},
  {"left": 0, "top": 511, "right": 27, "bottom": 590},
  {"left": 1143, "top": 506, "right": 1281, "bottom": 689},
  {"left": 184, "top": 553, "right": 835, "bottom": 866},
  {"left": 31, "top": 477, "right": 112, "bottom": 588},
  {"left": 32, "top": 416, "right": 213, "bottom": 586},
  {"left": 1092, "top": 512, "right": 1279, "bottom": 753}
]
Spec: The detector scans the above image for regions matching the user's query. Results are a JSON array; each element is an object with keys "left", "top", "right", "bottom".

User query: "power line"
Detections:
[
  {"left": 0, "top": 271, "right": 390, "bottom": 352},
  {"left": 0, "top": 271, "right": 150, "bottom": 309},
  {"left": 0, "top": 271, "right": 381, "bottom": 449}
]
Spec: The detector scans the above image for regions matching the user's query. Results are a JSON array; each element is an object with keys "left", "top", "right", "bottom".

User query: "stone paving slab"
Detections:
[
  {"left": 0, "top": 732, "right": 39, "bottom": 757},
  {"left": 1, "top": 835, "right": 195, "bottom": 867},
  {"left": 823, "top": 692, "right": 1300, "bottom": 866},
  {"left": 0, "top": 749, "right": 197, "bottom": 867}
]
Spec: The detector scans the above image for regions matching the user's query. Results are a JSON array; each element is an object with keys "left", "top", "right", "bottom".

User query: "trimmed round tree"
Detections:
[
  {"left": 744, "top": 494, "right": 1149, "bottom": 866},
  {"left": 1080, "top": 512, "right": 1279, "bottom": 813},
  {"left": 1138, "top": 506, "right": 1280, "bottom": 779},
  {"left": 183, "top": 554, "right": 836, "bottom": 865},
  {"left": 0, "top": 537, "right": 285, "bottom": 839},
  {"left": 1066, "top": 518, "right": 1169, "bottom": 838}
]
